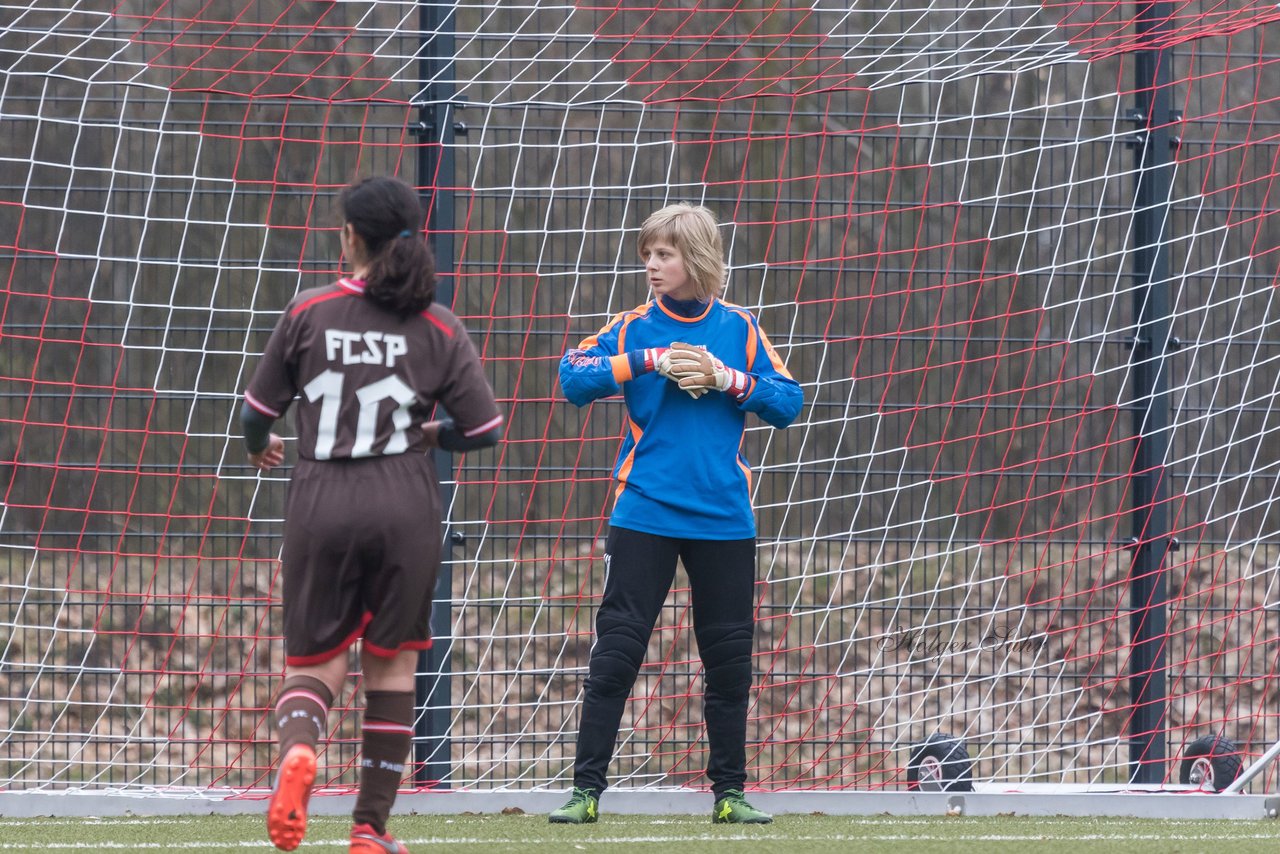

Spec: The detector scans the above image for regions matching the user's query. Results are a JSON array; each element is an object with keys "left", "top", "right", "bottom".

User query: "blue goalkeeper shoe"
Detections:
[
  {"left": 548, "top": 787, "right": 599, "bottom": 823},
  {"left": 712, "top": 789, "right": 772, "bottom": 824}
]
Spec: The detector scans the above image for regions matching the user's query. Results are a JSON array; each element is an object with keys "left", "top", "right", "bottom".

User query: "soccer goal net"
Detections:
[{"left": 1, "top": 1, "right": 1279, "bottom": 799}]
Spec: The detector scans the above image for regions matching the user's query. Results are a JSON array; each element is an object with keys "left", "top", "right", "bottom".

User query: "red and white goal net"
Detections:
[{"left": 1, "top": 1, "right": 1279, "bottom": 797}]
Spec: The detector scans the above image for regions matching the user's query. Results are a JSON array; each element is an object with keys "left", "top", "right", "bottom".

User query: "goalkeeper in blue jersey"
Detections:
[{"left": 551, "top": 204, "right": 803, "bottom": 825}]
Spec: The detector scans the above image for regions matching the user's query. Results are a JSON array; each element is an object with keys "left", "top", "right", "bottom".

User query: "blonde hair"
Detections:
[{"left": 637, "top": 203, "right": 726, "bottom": 300}]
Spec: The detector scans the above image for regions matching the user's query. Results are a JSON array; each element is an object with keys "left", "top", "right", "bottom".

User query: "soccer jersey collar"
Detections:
[
  {"left": 656, "top": 294, "right": 713, "bottom": 323},
  {"left": 338, "top": 277, "right": 367, "bottom": 294}
]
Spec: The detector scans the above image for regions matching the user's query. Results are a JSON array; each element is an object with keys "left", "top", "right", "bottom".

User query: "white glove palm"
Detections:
[
  {"left": 653, "top": 347, "right": 707, "bottom": 398},
  {"left": 666, "top": 342, "right": 749, "bottom": 398}
]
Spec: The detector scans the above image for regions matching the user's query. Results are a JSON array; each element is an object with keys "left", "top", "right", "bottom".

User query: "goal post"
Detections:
[{"left": 1, "top": 0, "right": 1279, "bottom": 806}]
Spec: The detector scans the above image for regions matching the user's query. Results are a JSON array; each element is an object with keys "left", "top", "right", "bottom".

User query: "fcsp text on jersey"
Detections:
[{"left": 325, "top": 329, "right": 409, "bottom": 367}]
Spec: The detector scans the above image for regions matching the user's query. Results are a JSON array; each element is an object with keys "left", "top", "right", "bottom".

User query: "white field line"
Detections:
[
  {"left": 0, "top": 815, "right": 1249, "bottom": 828},
  {"left": 0, "top": 818, "right": 202, "bottom": 827},
  {"left": 6, "top": 831, "right": 1280, "bottom": 849}
]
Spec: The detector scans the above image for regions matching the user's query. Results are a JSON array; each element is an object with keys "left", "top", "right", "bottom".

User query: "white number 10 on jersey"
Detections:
[{"left": 303, "top": 369, "right": 416, "bottom": 459}]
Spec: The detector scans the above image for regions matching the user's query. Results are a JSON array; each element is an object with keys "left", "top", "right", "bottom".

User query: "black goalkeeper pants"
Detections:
[{"left": 572, "top": 525, "right": 757, "bottom": 797}]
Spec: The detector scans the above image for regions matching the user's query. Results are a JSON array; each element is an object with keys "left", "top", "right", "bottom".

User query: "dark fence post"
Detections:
[
  {"left": 1126, "top": 0, "right": 1176, "bottom": 785},
  {"left": 413, "top": 0, "right": 458, "bottom": 789}
]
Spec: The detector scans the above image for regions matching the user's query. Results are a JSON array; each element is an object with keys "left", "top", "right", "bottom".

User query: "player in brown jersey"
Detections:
[{"left": 241, "top": 176, "right": 503, "bottom": 854}]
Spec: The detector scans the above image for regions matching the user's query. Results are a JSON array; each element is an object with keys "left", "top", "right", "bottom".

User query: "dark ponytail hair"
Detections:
[{"left": 339, "top": 176, "right": 436, "bottom": 316}]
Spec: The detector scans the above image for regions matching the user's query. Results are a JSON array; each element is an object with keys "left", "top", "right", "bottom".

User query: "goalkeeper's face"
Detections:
[{"left": 641, "top": 240, "right": 696, "bottom": 302}]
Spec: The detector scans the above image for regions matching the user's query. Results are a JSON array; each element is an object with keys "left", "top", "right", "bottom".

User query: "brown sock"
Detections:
[
  {"left": 274, "top": 675, "right": 333, "bottom": 758},
  {"left": 352, "top": 691, "right": 414, "bottom": 835}
]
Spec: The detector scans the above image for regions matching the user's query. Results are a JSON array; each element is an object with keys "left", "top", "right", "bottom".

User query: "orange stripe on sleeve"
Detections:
[
  {"left": 616, "top": 309, "right": 643, "bottom": 352},
  {"left": 757, "top": 325, "right": 794, "bottom": 380},
  {"left": 725, "top": 304, "right": 762, "bottom": 371},
  {"left": 610, "top": 354, "right": 634, "bottom": 383}
]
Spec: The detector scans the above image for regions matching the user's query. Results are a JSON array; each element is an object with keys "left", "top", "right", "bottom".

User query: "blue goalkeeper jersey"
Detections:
[{"left": 559, "top": 295, "right": 803, "bottom": 539}]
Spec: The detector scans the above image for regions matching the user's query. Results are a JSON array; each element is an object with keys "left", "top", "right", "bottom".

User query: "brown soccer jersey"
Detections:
[
  {"left": 244, "top": 277, "right": 501, "bottom": 664},
  {"left": 244, "top": 277, "right": 502, "bottom": 459}
]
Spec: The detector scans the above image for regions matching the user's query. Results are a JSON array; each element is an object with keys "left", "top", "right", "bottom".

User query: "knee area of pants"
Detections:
[
  {"left": 696, "top": 624, "right": 753, "bottom": 669},
  {"left": 585, "top": 665, "right": 640, "bottom": 697},
  {"left": 593, "top": 617, "right": 650, "bottom": 663},
  {"left": 704, "top": 660, "right": 751, "bottom": 695},
  {"left": 586, "top": 646, "right": 645, "bottom": 696},
  {"left": 595, "top": 614, "right": 651, "bottom": 644}
]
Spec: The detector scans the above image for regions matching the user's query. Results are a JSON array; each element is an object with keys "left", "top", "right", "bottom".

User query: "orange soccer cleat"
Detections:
[
  {"left": 349, "top": 822, "right": 410, "bottom": 854},
  {"left": 266, "top": 744, "right": 317, "bottom": 851}
]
